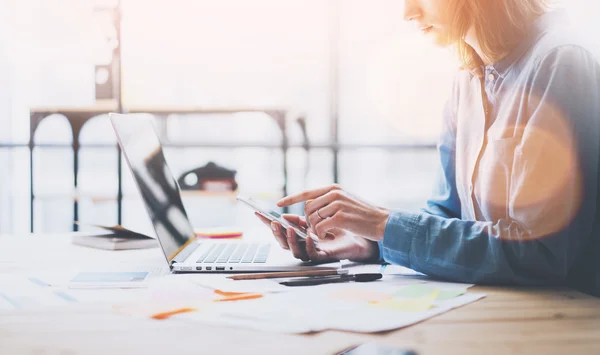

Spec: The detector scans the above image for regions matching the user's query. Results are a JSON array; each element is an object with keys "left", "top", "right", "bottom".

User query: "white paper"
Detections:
[
  {"left": 176, "top": 310, "right": 316, "bottom": 333},
  {"left": 322, "top": 293, "right": 486, "bottom": 333},
  {"left": 185, "top": 274, "right": 290, "bottom": 293},
  {"left": 66, "top": 288, "right": 147, "bottom": 304},
  {"left": 34, "top": 265, "right": 170, "bottom": 289},
  {"left": 0, "top": 277, "right": 77, "bottom": 310},
  {"left": 172, "top": 280, "right": 484, "bottom": 334}
]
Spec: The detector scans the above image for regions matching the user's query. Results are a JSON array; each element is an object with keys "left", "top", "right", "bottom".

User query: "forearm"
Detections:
[{"left": 380, "top": 211, "right": 576, "bottom": 285}]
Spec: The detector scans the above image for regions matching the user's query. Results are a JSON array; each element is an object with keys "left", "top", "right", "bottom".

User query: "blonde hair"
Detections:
[{"left": 449, "top": 0, "right": 550, "bottom": 74}]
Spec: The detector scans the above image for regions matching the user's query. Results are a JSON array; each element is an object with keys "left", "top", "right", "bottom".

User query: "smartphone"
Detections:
[{"left": 236, "top": 196, "right": 319, "bottom": 243}]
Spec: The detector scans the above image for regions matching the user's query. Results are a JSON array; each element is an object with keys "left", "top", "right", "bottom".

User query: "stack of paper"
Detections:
[
  {"left": 172, "top": 281, "right": 485, "bottom": 333},
  {"left": 1, "top": 263, "right": 486, "bottom": 334},
  {"left": 118, "top": 274, "right": 485, "bottom": 334}
]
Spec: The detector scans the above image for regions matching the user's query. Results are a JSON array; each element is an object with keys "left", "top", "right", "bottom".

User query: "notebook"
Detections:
[{"left": 71, "top": 224, "right": 158, "bottom": 250}]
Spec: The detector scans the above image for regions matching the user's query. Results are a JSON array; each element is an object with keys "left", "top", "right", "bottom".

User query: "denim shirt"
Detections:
[{"left": 380, "top": 11, "right": 600, "bottom": 296}]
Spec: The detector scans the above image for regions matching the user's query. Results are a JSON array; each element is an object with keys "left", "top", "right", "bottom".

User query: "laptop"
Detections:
[{"left": 109, "top": 113, "right": 336, "bottom": 273}]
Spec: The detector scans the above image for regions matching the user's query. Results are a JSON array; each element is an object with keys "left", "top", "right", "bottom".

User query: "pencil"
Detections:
[{"left": 227, "top": 269, "right": 346, "bottom": 280}]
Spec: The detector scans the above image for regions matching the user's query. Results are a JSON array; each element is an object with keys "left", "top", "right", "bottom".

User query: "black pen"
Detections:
[{"left": 279, "top": 273, "right": 382, "bottom": 287}]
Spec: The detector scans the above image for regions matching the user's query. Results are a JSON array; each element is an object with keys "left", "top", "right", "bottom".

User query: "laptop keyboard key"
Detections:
[
  {"left": 252, "top": 244, "right": 271, "bottom": 263},
  {"left": 204, "top": 244, "right": 226, "bottom": 263},
  {"left": 228, "top": 244, "right": 248, "bottom": 263},
  {"left": 240, "top": 244, "right": 258, "bottom": 263},
  {"left": 216, "top": 244, "right": 237, "bottom": 263},
  {"left": 196, "top": 244, "right": 216, "bottom": 263},
  {"left": 197, "top": 243, "right": 270, "bottom": 264}
]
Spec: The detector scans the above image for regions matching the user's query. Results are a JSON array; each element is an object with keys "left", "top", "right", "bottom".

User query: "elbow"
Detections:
[{"left": 499, "top": 238, "right": 570, "bottom": 286}]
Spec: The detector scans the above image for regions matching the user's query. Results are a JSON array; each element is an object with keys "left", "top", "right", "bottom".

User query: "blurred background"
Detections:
[{"left": 0, "top": 0, "right": 596, "bottom": 236}]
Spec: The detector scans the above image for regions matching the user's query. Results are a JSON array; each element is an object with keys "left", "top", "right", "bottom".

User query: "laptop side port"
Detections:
[
  {"left": 196, "top": 267, "right": 202, "bottom": 270},
  {"left": 216, "top": 267, "right": 225, "bottom": 271},
  {"left": 206, "top": 267, "right": 212, "bottom": 271}
]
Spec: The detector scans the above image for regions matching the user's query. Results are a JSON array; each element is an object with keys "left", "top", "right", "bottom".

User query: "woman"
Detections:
[{"left": 257, "top": 0, "right": 600, "bottom": 296}]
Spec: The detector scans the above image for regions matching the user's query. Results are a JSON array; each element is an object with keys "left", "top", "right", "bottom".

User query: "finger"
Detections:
[
  {"left": 277, "top": 184, "right": 341, "bottom": 207},
  {"left": 307, "top": 201, "right": 345, "bottom": 232},
  {"left": 270, "top": 222, "right": 289, "bottom": 250},
  {"left": 313, "top": 200, "right": 344, "bottom": 220},
  {"left": 255, "top": 212, "right": 272, "bottom": 226},
  {"left": 281, "top": 214, "right": 308, "bottom": 228},
  {"left": 255, "top": 213, "right": 289, "bottom": 249},
  {"left": 305, "top": 236, "right": 333, "bottom": 262},
  {"left": 304, "top": 200, "right": 320, "bottom": 229},
  {"left": 323, "top": 232, "right": 336, "bottom": 241},
  {"left": 313, "top": 212, "right": 348, "bottom": 240},
  {"left": 306, "top": 211, "right": 319, "bottom": 231},
  {"left": 303, "top": 200, "right": 315, "bottom": 228},
  {"left": 304, "top": 191, "right": 345, "bottom": 219},
  {"left": 305, "top": 229, "right": 334, "bottom": 243},
  {"left": 286, "top": 228, "right": 309, "bottom": 261}
]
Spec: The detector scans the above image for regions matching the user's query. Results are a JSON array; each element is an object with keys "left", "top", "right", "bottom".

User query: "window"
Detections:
[{"left": 2, "top": 0, "right": 595, "bottom": 233}]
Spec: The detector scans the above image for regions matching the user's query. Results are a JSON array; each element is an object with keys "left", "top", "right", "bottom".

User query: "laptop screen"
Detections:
[{"left": 110, "top": 114, "right": 195, "bottom": 262}]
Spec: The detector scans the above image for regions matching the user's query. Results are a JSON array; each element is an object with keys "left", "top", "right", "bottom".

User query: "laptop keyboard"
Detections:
[{"left": 196, "top": 243, "right": 271, "bottom": 264}]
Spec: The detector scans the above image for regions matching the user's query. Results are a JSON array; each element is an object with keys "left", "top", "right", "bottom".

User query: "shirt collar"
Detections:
[{"left": 487, "top": 10, "right": 569, "bottom": 78}]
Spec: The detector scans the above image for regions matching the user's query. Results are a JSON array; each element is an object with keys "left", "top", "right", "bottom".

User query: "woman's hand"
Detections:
[
  {"left": 277, "top": 185, "right": 390, "bottom": 242},
  {"left": 255, "top": 213, "right": 379, "bottom": 263}
]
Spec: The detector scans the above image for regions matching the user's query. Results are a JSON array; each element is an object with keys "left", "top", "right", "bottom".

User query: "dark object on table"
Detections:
[
  {"left": 279, "top": 273, "right": 382, "bottom": 287},
  {"left": 178, "top": 162, "right": 238, "bottom": 192}
]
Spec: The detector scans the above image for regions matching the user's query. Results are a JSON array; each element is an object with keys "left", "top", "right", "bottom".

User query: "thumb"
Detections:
[{"left": 282, "top": 214, "right": 308, "bottom": 228}]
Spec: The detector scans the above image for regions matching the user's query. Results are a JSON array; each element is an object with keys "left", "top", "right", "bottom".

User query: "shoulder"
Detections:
[
  {"left": 450, "top": 70, "right": 476, "bottom": 105},
  {"left": 524, "top": 27, "right": 600, "bottom": 129},
  {"left": 454, "top": 70, "right": 474, "bottom": 88},
  {"left": 527, "top": 22, "right": 600, "bottom": 78}
]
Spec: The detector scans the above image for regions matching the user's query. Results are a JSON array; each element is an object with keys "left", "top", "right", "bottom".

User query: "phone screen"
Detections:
[{"left": 236, "top": 196, "right": 317, "bottom": 242}]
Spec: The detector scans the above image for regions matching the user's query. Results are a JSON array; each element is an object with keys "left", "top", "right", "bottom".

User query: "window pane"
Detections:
[
  {"left": 33, "top": 115, "right": 74, "bottom": 232},
  {"left": 33, "top": 147, "right": 74, "bottom": 232},
  {"left": 0, "top": 148, "right": 31, "bottom": 234},
  {"left": 339, "top": 148, "right": 438, "bottom": 211},
  {"left": 78, "top": 115, "right": 119, "bottom": 228},
  {"left": 165, "top": 113, "right": 281, "bottom": 145},
  {"left": 78, "top": 147, "right": 119, "bottom": 228}
]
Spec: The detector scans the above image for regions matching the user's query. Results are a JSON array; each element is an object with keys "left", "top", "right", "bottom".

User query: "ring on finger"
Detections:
[{"left": 316, "top": 208, "right": 325, "bottom": 220}]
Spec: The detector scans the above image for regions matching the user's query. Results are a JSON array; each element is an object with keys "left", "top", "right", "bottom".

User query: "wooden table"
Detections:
[{"left": 1, "top": 234, "right": 599, "bottom": 355}]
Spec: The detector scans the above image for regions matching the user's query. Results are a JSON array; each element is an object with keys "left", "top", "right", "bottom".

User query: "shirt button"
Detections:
[{"left": 488, "top": 73, "right": 495, "bottom": 82}]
